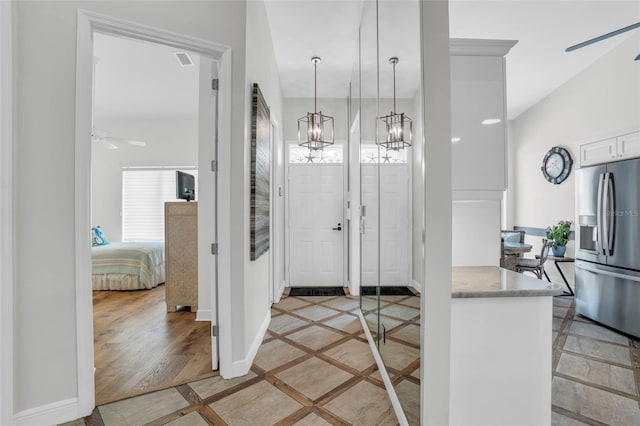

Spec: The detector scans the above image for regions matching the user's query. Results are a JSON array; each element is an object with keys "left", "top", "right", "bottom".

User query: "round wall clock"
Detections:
[{"left": 541, "top": 146, "right": 573, "bottom": 184}]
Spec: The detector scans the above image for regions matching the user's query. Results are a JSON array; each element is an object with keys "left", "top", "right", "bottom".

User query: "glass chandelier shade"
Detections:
[
  {"left": 377, "top": 57, "right": 412, "bottom": 151},
  {"left": 298, "top": 57, "right": 334, "bottom": 151}
]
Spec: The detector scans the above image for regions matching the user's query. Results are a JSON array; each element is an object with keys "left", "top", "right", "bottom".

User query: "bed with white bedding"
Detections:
[{"left": 91, "top": 242, "right": 165, "bottom": 290}]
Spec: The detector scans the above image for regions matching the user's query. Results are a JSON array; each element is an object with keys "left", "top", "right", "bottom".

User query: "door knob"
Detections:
[{"left": 332, "top": 223, "right": 342, "bottom": 231}]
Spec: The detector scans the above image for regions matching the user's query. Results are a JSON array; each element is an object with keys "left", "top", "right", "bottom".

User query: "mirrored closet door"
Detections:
[{"left": 350, "top": 0, "right": 423, "bottom": 423}]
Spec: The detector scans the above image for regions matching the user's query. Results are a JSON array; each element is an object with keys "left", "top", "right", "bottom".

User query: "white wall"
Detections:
[
  {"left": 508, "top": 34, "right": 640, "bottom": 284},
  {"left": 0, "top": 2, "right": 14, "bottom": 424},
  {"left": 91, "top": 118, "right": 198, "bottom": 242},
  {"left": 411, "top": 87, "right": 424, "bottom": 288},
  {"left": 243, "top": 0, "right": 283, "bottom": 367},
  {"left": 452, "top": 196, "right": 501, "bottom": 266},
  {"left": 420, "top": 1, "right": 453, "bottom": 423},
  {"left": 13, "top": 0, "right": 249, "bottom": 416}
]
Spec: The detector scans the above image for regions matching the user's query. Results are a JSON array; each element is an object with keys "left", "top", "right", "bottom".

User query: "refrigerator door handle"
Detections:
[
  {"left": 603, "top": 172, "right": 610, "bottom": 256},
  {"left": 597, "top": 172, "right": 606, "bottom": 255},
  {"left": 575, "top": 262, "right": 640, "bottom": 283},
  {"left": 607, "top": 173, "right": 616, "bottom": 256}
]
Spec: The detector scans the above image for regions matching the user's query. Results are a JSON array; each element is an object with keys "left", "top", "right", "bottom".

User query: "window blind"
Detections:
[{"left": 122, "top": 168, "right": 198, "bottom": 241}]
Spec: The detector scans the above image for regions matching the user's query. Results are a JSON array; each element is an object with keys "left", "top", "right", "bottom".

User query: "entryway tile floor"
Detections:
[
  {"left": 62, "top": 292, "right": 640, "bottom": 425},
  {"left": 65, "top": 293, "right": 398, "bottom": 425}
]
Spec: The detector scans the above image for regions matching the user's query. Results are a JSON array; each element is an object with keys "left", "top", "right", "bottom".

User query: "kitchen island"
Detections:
[{"left": 449, "top": 266, "right": 563, "bottom": 426}]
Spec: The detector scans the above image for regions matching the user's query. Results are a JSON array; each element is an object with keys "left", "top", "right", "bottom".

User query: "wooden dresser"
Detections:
[{"left": 164, "top": 202, "right": 198, "bottom": 312}]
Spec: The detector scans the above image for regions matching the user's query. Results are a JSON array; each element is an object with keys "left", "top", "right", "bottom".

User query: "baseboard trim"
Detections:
[
  {"left": 357, "top": 313, "right": 408, "bottom": 426},
  {"left": 222, "top": 309, "right": 271, "bottom": 379},
  {"left": 196, "top": 309, "right": 212, "bottom": 322},
  {"left": 347, "top": 279, "right": 359, "bottom": 296},
  {"left": 14, "top": 398, "right": 79, "bottom": 426},
  {"left": 411, "top": 280, "right": 422, "bottom": 294},
  {"left": 274, "top": 280, "right": 286, "bottom": 303}
]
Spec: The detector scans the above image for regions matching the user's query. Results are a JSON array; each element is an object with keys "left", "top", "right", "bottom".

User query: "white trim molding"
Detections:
[
  {"left": 14, "top": 398, "right": 79, "bottom": 426},
  {"left": 224, "top": 309, "right": 270, "bottom": 378},
  {"left": 450, "top": 38, "right": 518, "bottom": 56},
  {"left": 75, "top": 9, "right": 233, "bottom": 419},
  {"left": 410, "top": 280, "right": 422, "bottom": 294},
  {"left": 196, "top": 309, "right": 212, "bottom": 322},
  {"left": 0, "top": 1, "right": 15, "bottom": 424},
  {"left": 358, "top": 313, "right": 408, "bottom": 426}
]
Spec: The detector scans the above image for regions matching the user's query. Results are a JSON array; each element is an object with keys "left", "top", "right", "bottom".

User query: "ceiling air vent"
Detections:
[{"left": 174, "top": 52, "right": 194, "bottom": 67}]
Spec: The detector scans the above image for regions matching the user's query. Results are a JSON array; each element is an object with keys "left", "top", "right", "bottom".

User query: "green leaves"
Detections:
[{"left": 546, "top": 220, "right": 573, "bottom": 247}]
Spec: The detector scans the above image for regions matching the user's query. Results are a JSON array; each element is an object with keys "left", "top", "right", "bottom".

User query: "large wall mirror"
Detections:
[{"left": 351, "top": 0, "right": 422, "bottom": 423}]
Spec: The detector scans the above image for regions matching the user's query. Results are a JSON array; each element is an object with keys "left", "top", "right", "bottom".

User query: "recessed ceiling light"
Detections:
[
  {"left": 451, "top": 137, "right": 461, "bottom": 143},
  {"left": 481, "top": 118, "right": 501, "bottom": 125},
  {"left": 174, "top": 52, "right": 194, "bottom": 67}
]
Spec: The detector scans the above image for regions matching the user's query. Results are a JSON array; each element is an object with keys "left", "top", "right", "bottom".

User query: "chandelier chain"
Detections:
[{"left": 393, "top": 60, "right": 396, "bottom": 113}]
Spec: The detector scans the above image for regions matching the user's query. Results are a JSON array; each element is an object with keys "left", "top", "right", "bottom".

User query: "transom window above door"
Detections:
[
  {"left": 360, "top": 144, "right": 408, "bottom": 164},
  {"left": 289, "top": 144, "right": 343, "bottom": 164}
]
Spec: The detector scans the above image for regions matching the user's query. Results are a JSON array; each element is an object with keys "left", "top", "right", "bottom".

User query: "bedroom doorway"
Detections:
[{"left": 88, "top": 31, "right": 220, "bottom": 405}]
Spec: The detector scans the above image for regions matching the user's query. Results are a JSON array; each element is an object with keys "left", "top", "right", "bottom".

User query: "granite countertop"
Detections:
[{"left": 452, "top": 266, "right": 563, "bottom": 298}]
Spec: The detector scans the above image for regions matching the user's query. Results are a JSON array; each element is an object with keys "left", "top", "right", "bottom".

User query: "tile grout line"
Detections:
[
  {"left": 552, "top": 296, "right": 640, "bottom": 425},
  {"left": 553, "top": 371, "right": 639, "bottom": 400},
  {"left": 630, "top": 339, "right": 640, "bottom": 413}
]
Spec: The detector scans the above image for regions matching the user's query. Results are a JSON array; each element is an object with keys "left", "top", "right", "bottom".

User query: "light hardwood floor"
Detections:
[{"left": 93, "top": 285, "right": 215, "bottom": 405}]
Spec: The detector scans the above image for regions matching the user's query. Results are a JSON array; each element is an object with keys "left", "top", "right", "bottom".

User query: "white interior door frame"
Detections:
[
  {"left": 75, "top": 10, "right": 233, "bottom": 417},
  {"left": 0, "top": 1, "right": 14, "bottom": 424},
  {"left": 269, "top": 115, "right": 284, "bottom": 303},
  {"left": 284, "top": 142, "right": 291, "bottom": 286},
  {"left": 197, "top": 57, "right": 219, "bottom": 369}
]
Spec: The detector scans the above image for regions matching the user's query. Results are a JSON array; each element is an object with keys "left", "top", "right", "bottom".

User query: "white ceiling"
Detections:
[
  {"left": 93, "top": 1, "right": 640, "bottom": 122},
  {"left": 448, "top": 0, "right": 640, "bottom": 118},
  {"left": 93, "top": 33, "right": 200, "bottom": 121},
  {"left": 266, "top": 0, "right": 640, "bottom": 119}
]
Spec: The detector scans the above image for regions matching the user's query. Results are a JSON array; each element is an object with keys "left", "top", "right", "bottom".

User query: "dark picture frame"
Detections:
[{"left": 250, "top": 83, "right": 270, "bottom": 260}]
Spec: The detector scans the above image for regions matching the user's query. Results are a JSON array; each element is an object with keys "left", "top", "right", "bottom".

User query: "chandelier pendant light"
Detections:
[
  {"left": 298, "top": 56, "right": 334, "bottom": 151},
  {"left": 377, "top": 57, "right": 412, "bottom": 151}
]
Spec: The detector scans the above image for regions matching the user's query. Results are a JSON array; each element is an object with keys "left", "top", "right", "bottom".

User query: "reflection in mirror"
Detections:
[
  {"left": 354, "top": 0, "right": 422, "bottom": 424},
  {"left": 377, "top": 2, "right": 422, "bottom": 424},
  {"left": 357, "top": 0, "right": 381, "bottom": 345}
]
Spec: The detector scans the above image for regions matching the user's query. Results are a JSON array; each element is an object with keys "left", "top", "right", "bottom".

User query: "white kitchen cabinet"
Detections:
[
  {"left": 450, "top": 40, "right": 516, "bottom": 191},
  {"left": 580, "top": 137, "right": 617, "bottom": 166},
  {"left": 580, "top": 131, "right": 640, "bottom": 167},
  {"left": 617, "top": 131, "right": 640, "bottom": 160}
]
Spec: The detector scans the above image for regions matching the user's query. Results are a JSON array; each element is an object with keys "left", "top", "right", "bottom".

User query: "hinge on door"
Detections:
[
  {"left": 211, "top": 243, "right": 218, "bottom": 255},
  {"left": 211, "top": 160, "right": 217, "bottom": 172},
  {"left": 212, "top": 78, "right": 219, "bottom": 91},
  {"left": 212, "top": 325, "right": 218, "bottom": 336}
]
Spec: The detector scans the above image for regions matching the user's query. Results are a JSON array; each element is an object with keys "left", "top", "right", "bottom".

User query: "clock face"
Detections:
[
  {"left": 545, "top": 153, "right": 564, "bottom": 178},
  {"left": 541, "top": 147, "right": 573, "bottom": 184}
]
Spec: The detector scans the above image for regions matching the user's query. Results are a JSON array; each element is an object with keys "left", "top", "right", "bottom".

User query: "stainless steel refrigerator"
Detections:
[{"left": 575, "top": 157, "right": 640, "bottom": 338}]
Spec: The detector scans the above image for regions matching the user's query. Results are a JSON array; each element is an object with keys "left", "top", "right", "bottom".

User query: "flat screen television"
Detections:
[{"left": 176, "top": 171, "right": 195, "bottom": 201}]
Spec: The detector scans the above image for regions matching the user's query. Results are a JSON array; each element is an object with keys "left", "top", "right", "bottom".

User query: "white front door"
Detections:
[
  {"left": 288, "top": 164, "right": 344, "bottom": 286},
  {"left": 361, "top": 164, "right": 410, "bottom": 285}
]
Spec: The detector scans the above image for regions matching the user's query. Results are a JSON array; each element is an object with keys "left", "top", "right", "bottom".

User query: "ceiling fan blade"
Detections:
[
  {"left": 566, "top": 22, "right": 640, "bottom": 52},
  {"left": 101, "top": 136, "right": 147, "bottom": 147},
  {"left": 96, "top": 140, "right": 119, "bottom": 150},
  {"left": 635, "top": 53, "right": 640, "bottom": 61}
]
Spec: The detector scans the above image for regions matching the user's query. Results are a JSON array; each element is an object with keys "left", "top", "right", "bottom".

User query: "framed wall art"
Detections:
[{"left": 250, "top": 83, "right": 270, "bottom": 260}]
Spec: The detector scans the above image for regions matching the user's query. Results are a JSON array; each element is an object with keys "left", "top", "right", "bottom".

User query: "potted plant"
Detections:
[{"left": 546, "top": 220, "right": 572, "bottom": 257}]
